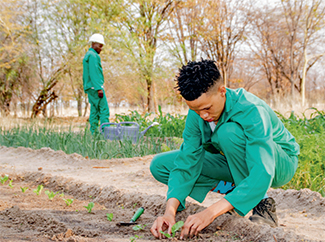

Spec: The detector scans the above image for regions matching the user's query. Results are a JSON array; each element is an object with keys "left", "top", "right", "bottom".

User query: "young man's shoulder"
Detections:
[
  {"left": 84, "top": 48, "right": 98, "bottom": 60},
  {"left": 228, "top": 88, "right": 267, "bottom": 106}
]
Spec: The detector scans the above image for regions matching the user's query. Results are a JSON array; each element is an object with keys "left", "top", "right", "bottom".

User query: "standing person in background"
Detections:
[{"left": 83, "top": 33, "right": 110, "bottom": 134}]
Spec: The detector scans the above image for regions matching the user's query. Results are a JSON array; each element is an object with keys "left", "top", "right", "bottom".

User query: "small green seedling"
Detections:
[
  {"left": 8, "top": 180, "right": 14, "bottom": 188},
  {"left": 132, "top": 224, "right": 147, "bottom": 231},
  {"left": 63, "top": 198, "right": 74, "bottom": 206},
  {"left": 130, "top": 235, "right": 143, "bottom": 242},
  {"left": 33, "top": 185, "right": 44, "bottom": 195},
  {"left": 20, "top": 187, "right": 28, "bottom": 193},
  {"left": 84, "top": 202, "right": 94, "bottom": 213},
  {"left": 160, "top": 221, "right": 184, "bottom": 238},
  {"left": 59, "top": 192, "right": 64, "bottom": 197},
  {"left": 45, "top": 190, "right": 58, "bottom": 200},
  {"left": 132, "top": 203, "right": 137, "bottom": 209},
  {"left": 0, "top": 175, "right": 9, "bottom": 185},
  {"left": 106, "top": 213, "right": 113, "bottom": 221}
]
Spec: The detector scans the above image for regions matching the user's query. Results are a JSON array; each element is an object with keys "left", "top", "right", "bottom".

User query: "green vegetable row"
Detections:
[{"left": 0, "top": 108, "right": 324, "bottom": 196}]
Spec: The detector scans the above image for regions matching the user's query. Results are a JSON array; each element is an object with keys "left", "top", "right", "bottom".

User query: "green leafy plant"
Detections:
[
  {"left": 132, "top": 224, "right": 147, "bottom": 231},
  {"left": 20, "top": 187, "right": 28, "bottom": 193},
  {"left": 45, "top": 190, "right": 58, "bottom": 200},
  {"left": 84, "top": 202, "right": 94, "bottom": 213},
  {"left": 59, "top": 192, "right": 64, "bottom": 197},
  {"left": 63, "top": 198, "right": 74, "bottom": 206},
  {"left": 33, "top": 185, "right": 44, "bottom": 195},
  {"left": 132, "top": 203, "right": 137, "bottom": 209},
  {"left": 106, "top": 213, "right": 113, "bottom": 221},
  {"left": 8, "top": 180, "right": 14, "bottom": 188},
  {"left": 2, "top": 110, "right": 325, "bottom": 196},
  {"left": 160, "top": 221, "right": 184, "bottom": 238},
  {"left": 0, "top": 175, "right": 9, "bottom": 185},
  {"left": 130, "top": 235, "right": 142, "bottom": 242},
  {"left": 0, "top": 115, "right": 184, "bottom": 160}
]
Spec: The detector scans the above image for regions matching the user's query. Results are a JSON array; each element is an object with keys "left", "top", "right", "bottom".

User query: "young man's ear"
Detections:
[{"left": 219, "top": 85, "right": 226, "bottom": 97}]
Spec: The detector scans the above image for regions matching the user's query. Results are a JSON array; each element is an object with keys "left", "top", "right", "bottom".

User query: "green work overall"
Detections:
[
  {"left": 83, "top": 48, "right": 110, "bottom": 134},
  {"left": 150, "top": 88, "right": 299, "bottom": 216}
]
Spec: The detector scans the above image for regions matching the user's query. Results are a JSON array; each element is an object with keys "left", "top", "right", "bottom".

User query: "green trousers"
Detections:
[
  {"left": 86, "top": 89, "right": 110, "bottom": 134},
  {"left": 150, "top": 122, "right": 298, "bottom": 214}
]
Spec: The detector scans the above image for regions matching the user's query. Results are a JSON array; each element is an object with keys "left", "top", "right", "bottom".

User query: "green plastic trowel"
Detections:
[{"left": 116, "top": 207, "right": 145, "bottom": 226}]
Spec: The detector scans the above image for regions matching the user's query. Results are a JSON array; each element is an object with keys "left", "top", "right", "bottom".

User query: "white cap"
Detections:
[{"left": 89, "top": 33, "right": 105, "bottom": 45}]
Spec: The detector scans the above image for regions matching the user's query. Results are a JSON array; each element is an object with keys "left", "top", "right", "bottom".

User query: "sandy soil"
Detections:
[{"left": 0, "top": 146, "right": 324, "bottom": 242}]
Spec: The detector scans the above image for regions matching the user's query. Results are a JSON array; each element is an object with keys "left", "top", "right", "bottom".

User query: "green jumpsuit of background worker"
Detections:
[
  {"left": 83, "top": 48, "right": 110, "bottom": 134},
  {"left": 150, "top": 88, "right": 300, "bottom": 216}
]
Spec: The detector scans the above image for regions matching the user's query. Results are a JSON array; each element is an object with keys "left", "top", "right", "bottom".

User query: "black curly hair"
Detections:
[{"left": 175, "top": 59, "right": 222, "bottom": 101}]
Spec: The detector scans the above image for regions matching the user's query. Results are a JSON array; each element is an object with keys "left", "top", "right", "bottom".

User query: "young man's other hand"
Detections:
[{"left": 98, "top": 89, "right": 104, "bottom": 98}]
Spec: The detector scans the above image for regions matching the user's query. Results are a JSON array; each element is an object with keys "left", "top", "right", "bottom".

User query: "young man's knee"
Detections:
[
  {"left": 216, "top": 122, "right": 245, "bottom": 147},
  {"left": 150, "top": 151, "right": 177, "bottom": 184},
  {"left": 149, "top": 155, "right": 160, "bottom": 178}
]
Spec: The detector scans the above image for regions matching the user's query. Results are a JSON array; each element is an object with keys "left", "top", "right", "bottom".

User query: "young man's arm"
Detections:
[
  {"left": 88, "top": 54, "right": 104, "bottom": 92},
  {"left": 151, "top": 110, "right": 205, "bottom": 238},
  {"left": 166, "top": 110, "right": 205, "bottom": 211}
]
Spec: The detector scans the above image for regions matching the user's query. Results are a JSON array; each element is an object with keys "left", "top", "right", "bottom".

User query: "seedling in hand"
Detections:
[
  {"left": 106, "top": 213, "right": 113, "bottom": 221},
  {"left": 84, "top": 202, "right": 94, "bottom": 213},
  {"left": 160, "top": 221, "right": 184, "bottom": 238},
  {"left": 33, "top": 185, "right": 44, "bottom": 195},
  {"left": 0, "top": 175, "right": 9, "bottom": 185},
  {"left": 45, "top": 190, "right": 58, "bottom": 200},
  {"left": 20, "top": 187, "right": 28, "bottom": 193},
  {"left": 8, "top": 180, "right": 14, "bottom": 188},
  {"left": 63, "top": 198, "right": 74, "bottom": 206},
  {"left": 132, "top": 224, "right": 147, "bottom": 231}
]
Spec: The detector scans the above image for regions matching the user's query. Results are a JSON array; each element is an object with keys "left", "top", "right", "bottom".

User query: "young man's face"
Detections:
[
  {"left": 185, "top": 85, "right": 226, "bottom": 123},
  {"left": 92, "top": 42, "right": 104, "bottom": 54}
]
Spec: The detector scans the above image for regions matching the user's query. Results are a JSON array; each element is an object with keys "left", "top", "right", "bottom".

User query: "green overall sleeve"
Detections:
[
  {"left": 167, "top": 110, "right": 205, "bottom": 210},
  {"left": 224, "top": 105, "right": 275, "bottom": 216},
  {"left": 88, "top": 53, "right": 104, "bottom": 91}
]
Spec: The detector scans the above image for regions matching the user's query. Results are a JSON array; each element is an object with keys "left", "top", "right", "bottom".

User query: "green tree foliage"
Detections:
[
  {"left": 0, "top": 0, "right": 33, "bottom": 116},
  {"left": 114, "top": 0, "right": 180, "bottom": 112}
]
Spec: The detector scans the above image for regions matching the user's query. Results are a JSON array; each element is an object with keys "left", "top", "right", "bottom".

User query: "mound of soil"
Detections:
[{"left": 0, "top": 146, "right": 324, "bottom": 241}]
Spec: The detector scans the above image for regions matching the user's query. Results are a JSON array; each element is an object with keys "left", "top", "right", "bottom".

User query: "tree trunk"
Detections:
[
  {"left": 27, "top": 101, "right": 30, "bottom": 117},
  {"left": 301, "top": 49, "right": 307, "bottom": 107},
  {"left": 0, "top": 74, "right": 13, "bottom": 117},
  {"left": 83, "top": 97, "right": 89, "bottom": 117},
  {"left": 31, "top": 88, "right": 58, "bottom": 118},
  {"left": 13, "top": 100, "right": 17, "bottom": 118},
  {"left": 146, "top": 78, "right": 155, "bottom": 113},
  {"left": 222, "top": 67, "right": 228, "bottom": 87},
  {"left": 291, "top": 79, "right": 295, "bottom": 108},
  {"left": 77, "top": 89, "right": 82, "bottom": 117},
  {"left": 0, "top": 92, "right": 12, "bottom": 117},
  {"left": 153, "top": 80, "right": 158, "bottom": 113}
]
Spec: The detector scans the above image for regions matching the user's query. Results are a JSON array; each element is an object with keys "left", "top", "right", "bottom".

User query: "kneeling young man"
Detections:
[{"left": 150, "top": 59, "right": 299, "bottom": 239}]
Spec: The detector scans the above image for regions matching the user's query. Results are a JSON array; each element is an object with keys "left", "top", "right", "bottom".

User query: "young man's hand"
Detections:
[
  {"left": 180, "top": 198, "right": 234, "bottom": 239},
  {"left": 180, "top": 209, "right": 215, "bottom": 239},
  {"left": 150, "top": 214, "right": 176, "bottom": 239},
  {"left": 150, "top": 198, "right": 180, "bottom": 239},
  {"left": 98, "top": 89, "right": 104, "bottom": 98}
]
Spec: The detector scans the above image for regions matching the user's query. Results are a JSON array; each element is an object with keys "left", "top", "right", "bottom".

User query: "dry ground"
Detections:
[{"left": 0, "top": 146, "right": 325, "bottom": 242}]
